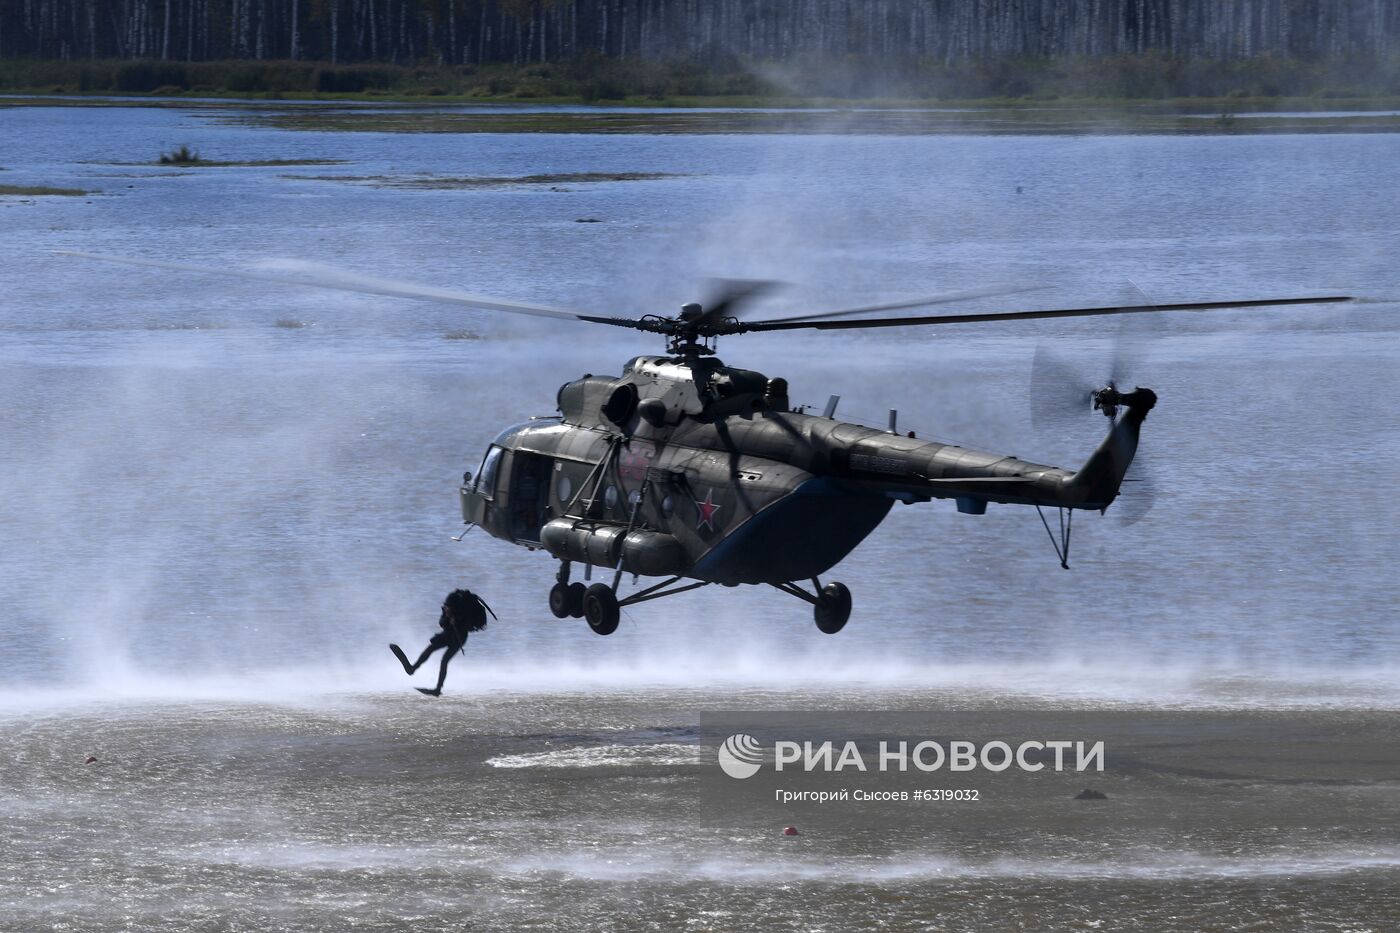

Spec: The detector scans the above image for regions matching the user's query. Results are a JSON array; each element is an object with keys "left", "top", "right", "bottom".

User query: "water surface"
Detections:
[{"left": 1, "top": 103, "right": 1397, "bottom": 930}]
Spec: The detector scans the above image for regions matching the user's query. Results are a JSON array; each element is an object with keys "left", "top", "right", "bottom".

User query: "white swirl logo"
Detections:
[{"left": 717, "top": 733, "right": 764, "bottom": 779}]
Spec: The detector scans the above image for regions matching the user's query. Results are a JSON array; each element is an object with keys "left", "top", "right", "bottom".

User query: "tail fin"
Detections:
[{"left": 1064, "top": 388, "right": 1157, "bottom": 509}]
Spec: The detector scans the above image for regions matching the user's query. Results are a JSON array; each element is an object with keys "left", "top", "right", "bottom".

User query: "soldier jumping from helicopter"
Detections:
[{"left": 390, "top": 589, "right": 495, "bottom": 697}]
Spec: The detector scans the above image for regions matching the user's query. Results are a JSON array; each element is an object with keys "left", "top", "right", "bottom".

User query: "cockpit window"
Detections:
[{"left": 475, "top": 446, "right": 504, "bottom": 500}]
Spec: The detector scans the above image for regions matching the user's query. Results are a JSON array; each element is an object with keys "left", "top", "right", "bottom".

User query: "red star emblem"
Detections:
[{"left": 695, "top": 490, "right": 722, "bottom": 531}]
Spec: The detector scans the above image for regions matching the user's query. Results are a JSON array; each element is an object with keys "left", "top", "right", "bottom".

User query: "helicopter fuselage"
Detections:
[{"left": 460, "top": 355, "right": 1151, "bottom": 587}]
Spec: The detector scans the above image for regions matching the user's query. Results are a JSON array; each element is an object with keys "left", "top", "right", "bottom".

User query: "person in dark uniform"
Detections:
[{"left": 390, "top": 589, "right": 495, "bottom": 697}]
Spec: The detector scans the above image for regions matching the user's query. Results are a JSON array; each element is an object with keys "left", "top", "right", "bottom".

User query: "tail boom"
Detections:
[{"left": 818, "top": 388, "right": 1157, "bottom": 514}]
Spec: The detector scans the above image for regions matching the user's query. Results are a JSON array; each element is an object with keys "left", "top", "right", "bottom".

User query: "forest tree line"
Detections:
[{"left": 4, "top": 0, "right": 1398, "bottom": 67}]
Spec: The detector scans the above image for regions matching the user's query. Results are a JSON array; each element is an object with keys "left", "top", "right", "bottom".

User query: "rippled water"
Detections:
[
  {"left": 6, "top": 692, "right": 1400, "bottom": 931},
  {"left": 1, "top": 103, "right": 1398, "bottom": 930}
]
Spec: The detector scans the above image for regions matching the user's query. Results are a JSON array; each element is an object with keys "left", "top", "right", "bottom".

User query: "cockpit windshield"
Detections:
[{"left": 475, "top": 446, "right": 504, "bottom": 499}]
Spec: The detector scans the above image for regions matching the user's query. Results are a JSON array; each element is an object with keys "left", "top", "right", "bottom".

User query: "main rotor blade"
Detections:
[
  {"left": 698, "top": 278, "right": 783, "bottom": 325},
  {"left": 58, "top": 252, "right": 598, "bottom": 322},
  {"left": 740, "top": 295, "right": 1353, "bottom": 333},
  {"left": 746, "top": 284, "right": 1045, "bottom": 325}
]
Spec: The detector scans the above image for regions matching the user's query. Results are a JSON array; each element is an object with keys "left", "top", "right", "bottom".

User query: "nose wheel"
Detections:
[
  {"left": 548, "top": 579, "right": 620, "bottom": 634},
  {"left": 549, "top": 561, "right": 589, "bottom": 619},
  {"left": 550, "top": 563, "right": 716, "bottom": 635},
  {"left": 582, "top": 583, "right": 620, "bottom": 635},
  {"left": 549, "top": 581, "right": 587, "bottom": 618}
]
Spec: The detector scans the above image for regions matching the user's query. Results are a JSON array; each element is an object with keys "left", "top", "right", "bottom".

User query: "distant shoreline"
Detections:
[
  {"left": 2, "top": 55, "right": 1398, "bottom": 114},
  {"left": 6, "top": 55, "right": 1399, "bottom": 135},
  {"left": 5, "top": 89, "right": 1400, "bottom": 115},
  {"left": 6, "top": 93, "right": 1399, "bottom": 136}
]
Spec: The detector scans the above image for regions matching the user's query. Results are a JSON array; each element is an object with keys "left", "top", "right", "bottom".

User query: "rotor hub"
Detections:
[{"left": 1092, "top": 385, "right": 1157, "bottom": 420}]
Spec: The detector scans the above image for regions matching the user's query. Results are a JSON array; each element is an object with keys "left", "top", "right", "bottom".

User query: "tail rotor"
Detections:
[{"left": 1029, "top": 282, "right": 1162, "bottom": 525}]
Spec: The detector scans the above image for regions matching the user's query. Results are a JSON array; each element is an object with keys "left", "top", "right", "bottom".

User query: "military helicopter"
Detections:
[{"left": 65, "top": 252, "right": 1348, "bottom": 636}]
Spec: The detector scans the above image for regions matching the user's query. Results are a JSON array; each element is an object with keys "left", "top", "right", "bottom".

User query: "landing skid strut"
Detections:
[{"left": 1035, "top": 504, "right": 1074, "bottom": 570}]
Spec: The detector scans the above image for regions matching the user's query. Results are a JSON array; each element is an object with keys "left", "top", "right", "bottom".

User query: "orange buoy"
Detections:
[{"left": 782, "top": 826, "right": 800, "bottom": 836}]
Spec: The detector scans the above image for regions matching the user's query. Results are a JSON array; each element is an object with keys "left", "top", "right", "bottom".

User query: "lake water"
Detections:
[{"left": 1, "top": 102, "right": 1398, "bottom": 930}]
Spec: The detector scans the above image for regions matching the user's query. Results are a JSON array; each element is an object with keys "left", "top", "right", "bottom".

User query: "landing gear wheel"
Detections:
[
  {"left": 549, "top": 583, "right": 572, "bottom": 619},
  {"left": 566, "top": 582, "right": 587, "bottom": 618},
  {"left": 583, "top": 584, "right": 620, "bottom": 636},
  {"left": 814, "top": 582, "right": 851, "bottom": 634}
]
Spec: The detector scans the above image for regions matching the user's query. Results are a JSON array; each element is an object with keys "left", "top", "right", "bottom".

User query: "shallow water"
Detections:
[
  {"left": 5, "top": 693, "right": 1400, "bottom": 932},
  {"left": 1, "top": 103, "right": 1398, "bottom": 929}
]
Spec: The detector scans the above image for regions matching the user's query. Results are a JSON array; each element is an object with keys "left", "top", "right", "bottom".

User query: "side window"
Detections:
[{"left": 475, "top": 446, "right": 504, "bottom": 500}]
